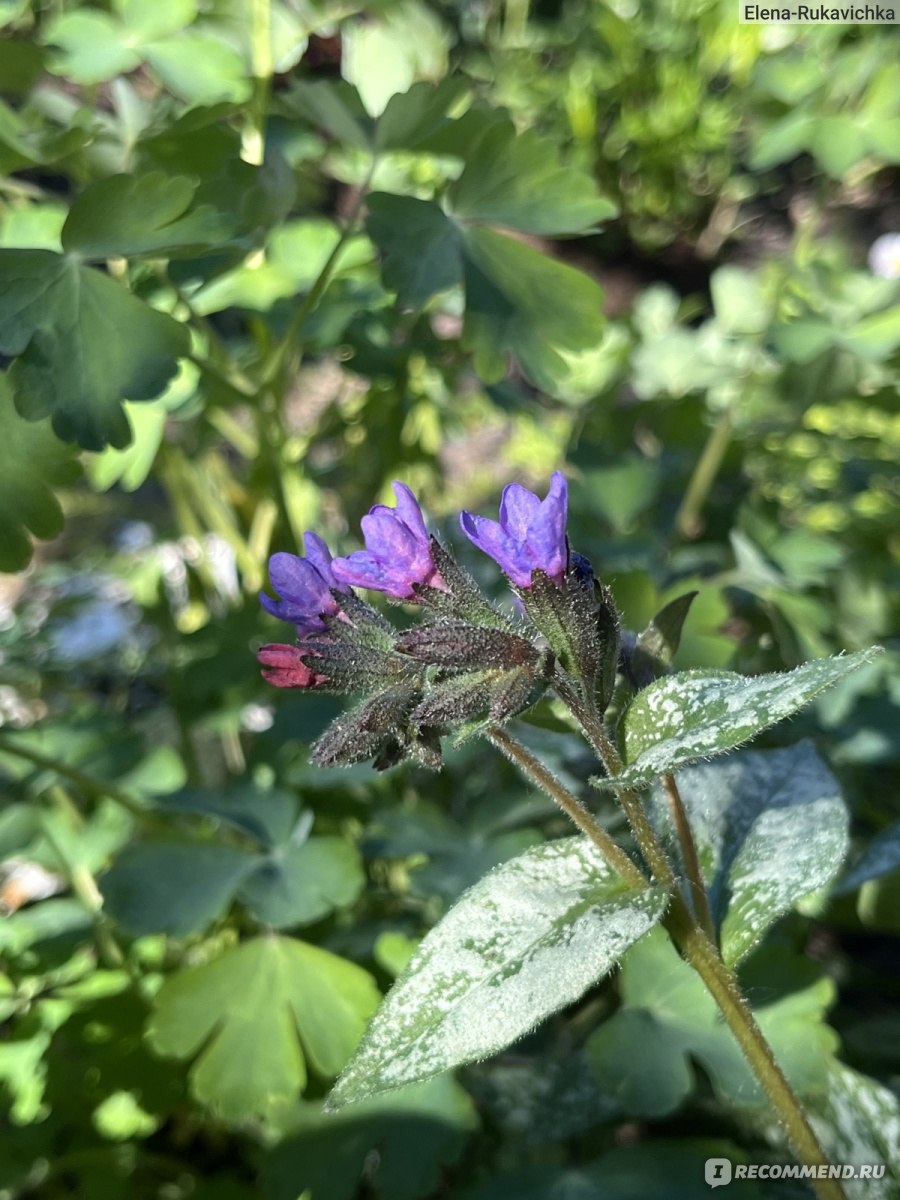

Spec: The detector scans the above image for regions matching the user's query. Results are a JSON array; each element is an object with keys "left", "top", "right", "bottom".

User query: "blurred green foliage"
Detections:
[{"left": 0, "top": 0, "right": 898, "bottom": 1197}]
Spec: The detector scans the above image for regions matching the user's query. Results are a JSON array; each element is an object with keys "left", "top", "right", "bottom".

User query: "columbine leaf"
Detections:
[
  {"left": 0, "top": 249, "right": 189, "bottom": 450},
  {"left": 586, "top": 931, "right": 839, "bottom": 1117},
  {"left": 461, "top": 227, "right": 606, "bottom": 393},
  {"left": 62, "top": 172, "right": 232, "bottom": 259},
  {"left": 365, "top": 194, "right": 461, "bottom": 308},
  {"left": 101, "top": 840, "right": 258, "bottom": 938},
  {"left": 0, "top": 376, "right": 81, "bottom": 572},
  {"left": 448, "top": 121, "right": 617, "bottom": 234},
  {"left": 155, "top": 784, "right": 299, "bottom": 848},
  {"left": 608, "top": 648, "right": 881, "bottom": 787},
  {"left": 376, "top": 78, "right": 471, "bottom": 152},
  {"left": 146, "top": 936, "right": 380, "bottom": 1118},
  {"left": 264, "top": 1077, "right": 478, "bottom": 1200},
  {"left": 650, "top": 744, "right": 849, "bottom": 964},
  {"left": 238, "top": 837, "right": 365, "bottom": 929},
  {"left": 327, "top": 837, "right": 667, "bottom": 1109}
]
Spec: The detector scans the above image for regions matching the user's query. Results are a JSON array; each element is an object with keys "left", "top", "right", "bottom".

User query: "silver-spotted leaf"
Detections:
[
  {"left": 651, "top": 744, "right": 849, "bottom": 964},
  {"left": 610, "top": 648, "right": 880, "bottom": 787},
  {"left": 327, "top": 836, "right": 667, "bottom": 1109}
]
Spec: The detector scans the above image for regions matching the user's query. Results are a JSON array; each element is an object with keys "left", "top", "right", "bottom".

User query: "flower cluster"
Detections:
[{"left": 256, "top": 475, "right": 627, "bottom": 770}]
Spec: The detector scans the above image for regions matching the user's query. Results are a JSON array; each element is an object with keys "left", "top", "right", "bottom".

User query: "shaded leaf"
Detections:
[
  {"left": 328, "top": 837, "right": 667, "bottom": 1109},
  {"left": 365, "top": 194, "right": 461, "bottom": 307},
  {"left": 837, "top": 820, "right": 900, "bottom": 894},
  {"left": 629, "top": 592, "right": 698, "bottom": 687},
  {"left": 608, "top": 649, "right": 880, "bottom": 787},
  {"left": 448, "top": 121, "right": 616, "bottom": 235},
  {"left": 238, "top": 837, "right": 365, "bottom": 929},
  {"left": 62, "top": 172, "right": 231, "bottom": 259},
  {"left": 265, "top": 1077, "right": 478, "bottom": 1200},
  {"left": 155, "top": 784, "right": 298, "bottom": 848},
  {"left": 586, "top": 931, "right": 838, "bottom": 1117},
  {"left": 147, "top": 936, "right": 380, "bottom": 1118},
  {"left": 0, "top": 377, "right": 81, "bottom": 572},
  {"left": 101, "top": 840, "right": 257, "bottom": 938},
  {"left": 0, "top": 249, "right": 189, "bottom": 450}
]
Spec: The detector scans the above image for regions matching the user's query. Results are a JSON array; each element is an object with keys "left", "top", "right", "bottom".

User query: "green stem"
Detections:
[
  {"left": 486, "top": 726, "right": 647, "bottom": 889},
  {"left": 505, "top": 702, "right": 845, "bottom": 1200},
  {"left": 674, "top": 404, "right": 734, "bottom": 540},
  {"left": 662, "top": 771, "right": 716, "bottom": 940},
  {"left": 670, "top": 907, "right": 846, "bottom": 1200},
  {"left": 261, "top": 161, "right": 376, "bottom": 389},
  {"left": 41, "top": 790, "right": 135, "bottom": 979},
  {"left": 0, "top": 736, "right": 164, "bottom": 830}
]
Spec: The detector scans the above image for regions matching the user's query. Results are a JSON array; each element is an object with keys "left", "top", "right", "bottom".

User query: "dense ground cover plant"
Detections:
[{"left": 0, "top": 1, "right": 898, "bottom": 1198}]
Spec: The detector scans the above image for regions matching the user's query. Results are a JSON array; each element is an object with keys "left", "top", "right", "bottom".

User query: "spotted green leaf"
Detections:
[
  {"left": 608, "top": 648, "right": 881, "bottom": 788},
  {"left": 651, "top": 744, "right": 849, "bottom": 964},
  {"left": 327, "top": 837, "right": 667, "bottom": 1109}
]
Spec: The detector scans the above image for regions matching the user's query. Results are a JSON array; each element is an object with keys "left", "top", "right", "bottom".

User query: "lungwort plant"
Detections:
[{"left": 257, "top": 472, "right": 882, "bottom": 1200}]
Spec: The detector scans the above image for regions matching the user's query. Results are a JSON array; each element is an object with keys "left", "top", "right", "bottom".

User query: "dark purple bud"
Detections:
[
  {"left": 260, "top": 532, "right": 349, "bottom": 637},
  {"left": 396, "top": 622, "right": 540, "bottom": 671},
  {"left": 332, "top": 482, "right": 447, "bottom": 600},
  {"left": 459, "top": 472, "right": 568, "bottom": 589}
]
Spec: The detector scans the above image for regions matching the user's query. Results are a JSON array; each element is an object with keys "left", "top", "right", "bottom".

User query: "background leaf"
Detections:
[
  {"left": 0, "top": 376, "right": 81, "bottom": 571},
  {"left": 449, "top": 121, "right": 617, "bottom": 234},
  {"left": 0, "top": 249, "right": 189, "bottom": 450},
  {"left": 147, "top": 937, "right": 380, "bottom": 1118},
  {"left": 586, "top": 931, "right": 839, "bottom": 1116}
]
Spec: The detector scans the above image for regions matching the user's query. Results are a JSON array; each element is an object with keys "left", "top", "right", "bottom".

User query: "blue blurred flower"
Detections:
[
  {"left": 332, "top": 482, "right": 444, "bottom": 600},
  {"left": 460, "top": 472, "right": 569, "bottom": 589},
  {"left": 260, "top": 532, "right": 348, "bottom": 636}
]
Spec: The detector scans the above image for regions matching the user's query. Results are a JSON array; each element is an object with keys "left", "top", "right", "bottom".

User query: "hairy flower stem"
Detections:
[
  {"left": 485, "top": 727, "right": 647, "bottom": 889},
  {"left": 493, "top": 714, "right": 845, "bottom": 1200}
]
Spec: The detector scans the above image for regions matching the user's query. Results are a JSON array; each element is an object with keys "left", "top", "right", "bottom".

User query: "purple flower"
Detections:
[
  {"left": 331, "top": 482, "right": 445, "bottom": 600},
  {"left": 260, "top": 532, "right": 348, "bottom": 636},
  {"left": 460, "top": 472, "right": 569, "bottom": 589}
]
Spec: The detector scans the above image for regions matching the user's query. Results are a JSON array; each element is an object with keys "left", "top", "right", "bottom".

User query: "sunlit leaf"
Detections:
[
  {"left": 607, "top": 649, "right": 881, "bottom": 787},
  {"left": 147, "top": 937, "right": 380, "bottom": 1117},
  {"left": 651, "top": 744, "right": 849, "bottom": 963},
  {"left": 327, "top": 837, "right": 667, "bottom": 1109}
]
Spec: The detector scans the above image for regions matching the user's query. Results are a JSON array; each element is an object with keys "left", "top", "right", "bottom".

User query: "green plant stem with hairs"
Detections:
[{"left": 485, "top": 717, "right": 847, "bottom": 1200}]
